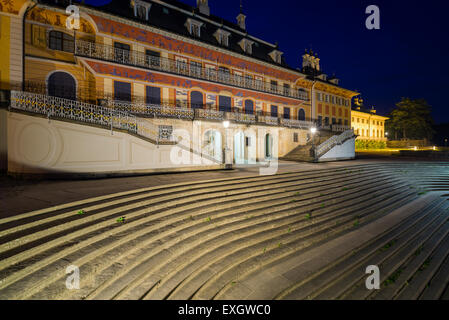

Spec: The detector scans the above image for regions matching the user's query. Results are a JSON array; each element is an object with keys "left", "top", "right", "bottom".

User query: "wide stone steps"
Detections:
[
  {"left": 13, "top": 170, "right": 400, "bottom": 299},
  {"left": 273, "top": 195, "right": 449, "bottom": 300},
  {"left": 0, "top": 162, "right": 448, "bottom": 299}
]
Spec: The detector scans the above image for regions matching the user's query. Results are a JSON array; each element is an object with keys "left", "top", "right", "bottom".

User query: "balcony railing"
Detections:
[
  {"left": 280, "top": 118, "right": 315, "bottom": 129},
  {"left": 75, "top": 40, "right": 309, "bottom": 101},
  {"left": 9, "top": 91, "right": 175, "bottom": 144},
  {"left": 107, "top": 99, "right": 316, "bottom": 128}
]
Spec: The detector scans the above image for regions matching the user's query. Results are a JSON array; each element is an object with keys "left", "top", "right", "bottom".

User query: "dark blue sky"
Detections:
[{"left": 81, "top": 0, "right": 449, "bottom": 123}]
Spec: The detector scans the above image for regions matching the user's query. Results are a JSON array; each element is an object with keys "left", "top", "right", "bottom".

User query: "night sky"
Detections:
[{"left": 80, "top": 0, "right": 449, "bottom": 124}]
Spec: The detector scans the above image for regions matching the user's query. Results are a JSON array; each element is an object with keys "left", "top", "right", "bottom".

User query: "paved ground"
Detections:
[
  {"left": 0, "top": 155, "right": 438, "bottom": 218},
  {"left": 1, "top": 157, "right": 449, "bottom": 300}
]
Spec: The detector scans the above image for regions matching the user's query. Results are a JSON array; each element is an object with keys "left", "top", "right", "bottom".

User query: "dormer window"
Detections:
[
  {"left": 214, "top": 29, "right": 230, "bottom": 47},
  {"left": 131, "top": 0, "right": 151, "bottom": 21},
  {"left": 238, "top": 38, "right": 254, "bottom": 55},
  {"left": 185, "top": 18, "right": 204, "bottom": 37},
  {"left": 269, "top": 49, "right": 283, "bottom": 64}
]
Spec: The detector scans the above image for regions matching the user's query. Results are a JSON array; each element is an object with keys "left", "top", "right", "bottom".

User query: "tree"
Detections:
[{"left": 386, "top": 98, "right": 434, "bottom": 140}]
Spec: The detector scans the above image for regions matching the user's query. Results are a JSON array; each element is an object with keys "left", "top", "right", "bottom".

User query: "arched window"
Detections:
[
  {"left": 244, "top": 100, "right": 254, "bottom": 115},
  {"left": 190, "top": 91, "right": 204, "bottom": 109},
  {"left": 219, "top": 95, "right": 232, "bottom": 112},
  {"left": 49, "top": 31, "right": 74, "bottom": 52},
  {"left": 48, "top": 72, "right": 76, "bottom": 100},
  {"left": 298, "top": 108, "right": 306, "bottom": 121}
]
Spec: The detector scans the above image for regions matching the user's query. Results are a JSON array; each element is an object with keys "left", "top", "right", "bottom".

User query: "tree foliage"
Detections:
[{"left": 386, "top": 98, "right": 434, "bottom": 140}]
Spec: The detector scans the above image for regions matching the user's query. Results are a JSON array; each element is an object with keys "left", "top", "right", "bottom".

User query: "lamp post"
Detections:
[
  {"left": 223, "top": 120, "right": 231, "bottom": 169},
  {"left": 310, "top": 126, "right": 317, "bottom": 160}
]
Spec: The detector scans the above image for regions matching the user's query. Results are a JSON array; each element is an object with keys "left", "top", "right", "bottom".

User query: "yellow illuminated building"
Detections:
[{"left": 351, "top": 99, "right": 388, "bottom": 141}]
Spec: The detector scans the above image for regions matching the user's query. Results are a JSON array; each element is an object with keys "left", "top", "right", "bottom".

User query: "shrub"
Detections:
[{"left": 356, "top": 140, "right": 386, "bottom": 150}]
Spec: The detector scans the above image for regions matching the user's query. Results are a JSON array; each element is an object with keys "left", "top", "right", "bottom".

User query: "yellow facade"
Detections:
[{"left": 351, "top": 108, "right": 388, "bottom": 141}]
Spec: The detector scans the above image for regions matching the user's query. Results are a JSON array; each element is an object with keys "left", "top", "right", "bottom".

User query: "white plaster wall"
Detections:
[
  {"left": 319, "top": 137, "right": 355, "bottom": 162},
  {"left": 7, "top": 112, "right": 222, "bottom": 175}
]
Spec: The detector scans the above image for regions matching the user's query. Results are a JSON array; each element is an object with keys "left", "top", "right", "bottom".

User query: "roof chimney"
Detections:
[{"left": 197, "top": 0, "right": 210, "bottom": 16}]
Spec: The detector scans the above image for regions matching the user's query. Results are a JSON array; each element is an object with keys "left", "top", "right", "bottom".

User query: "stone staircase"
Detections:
[
  {"left": 281, "top": 130, "right": 335, "bottom": 162},
  {"left": 0, "top": 163, "right": 448, "bottom": 300}
]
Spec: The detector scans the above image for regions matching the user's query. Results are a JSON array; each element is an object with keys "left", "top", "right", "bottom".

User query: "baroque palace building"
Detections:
[
  {"left": 0, "top": 0, "right": 360, "bottom": 175},
  {"left": 351, "top": 98, "right": 388, "bottom": 142}
]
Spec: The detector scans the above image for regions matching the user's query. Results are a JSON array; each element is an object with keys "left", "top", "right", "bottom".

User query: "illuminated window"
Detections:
[{"left": 49, "top": 31, "right": 74, "bottom": 52}]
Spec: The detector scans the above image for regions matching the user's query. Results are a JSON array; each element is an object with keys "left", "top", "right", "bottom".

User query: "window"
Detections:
[
  {"left": 190, "top": 91, "right": 204, "bottom": 109},
  {"left": 186, "top": 19, "right": 203, "bottom": 37},
  {"left": 298, "top": 108, "right": 306, "bottom": 121},
  {"left": 114, "top": 42, "right": 131, "bottom": 61},
  {"left": 293, "top": 132, "right": 298, "bottom": 143},
  {"left": 245, "top": 41, "right": 252, "bottom": 54},
  {"left": 190, "top": 61, "right": 202, "bottom": 77},
  {"left": 218, "top": 95, "right": 232, "bottom": 112},
  {"left": 325, "top": 117, "right": 329, "bottom": 126},
  {"left": 325, "top": 95, "right": 329, "bottom": 103},
  {"left": 270, "top": 80, "right": 278, "bottom": 92},
  {"left": 114, "top": 81, "right": 131, "bottom": 102},
  {"left": 317, "top": 116, "right": 323, "bottom": 126},
  {"left": 332, "top": 118, "right": 336, "bottom": 125},
  {"left": 271, "top": 105, "right": 278, "bottom": 117},
  {"left": 245, "top": 136, "right": 251, "bottom": 147},
  {"left": 49, "top": 31, "right": 74, "bottom": 52},
  {"left": 239, "top": 38, "right": 254, "bottom": 54},
  {"left": 133, "top": 0, "right": 151, "bottom": 20},
  {"left": 215, "top": 29, "right": 230, "bottom": 47},
  {"left": 218, "top": 66, "right": 230, "bottom": 82},
  {"left": 283, "top": 84, "right": 290, "bottom": 96},
  {"left": 331, "top": 96, "right": 335, "bottom": 104},
  {"left": 48, "top": 72, "right": 76, "bottom": 100},
  {"left": 146, "top": 50, "right": 160, "bottom": 67},
  {"left": 244, "top": 74, "right": 253, "bottom": 87},
  {"left": 298, "top": 88, "right": 308, "bottom": 99},
  {"left": 244, "top": 100, "right": 254, "bottom": 115},
  {"left": 176, "top": 57, "right": 188, "bottom": 73},
  {"left": 146, "top": 86, "right": 161, "bottom": 105},
  {"left": 316, "top": 92, "right": 322, "bottom": 101},
  {"left": 191, "top": 24, "right": 200, "bottom": 37},
  {"left": 283, "top": 107, "right": 290, "bottom": 119}
]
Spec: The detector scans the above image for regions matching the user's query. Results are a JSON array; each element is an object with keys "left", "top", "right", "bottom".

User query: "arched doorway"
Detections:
[
  {"left": 47, "top": 72, "right": 76, "bottom": 100},
  {"left": 234, "top": 131, "right": 245, "bottom": 164},
  {"left": 265, "top": 134, "right": 273, "bottom": 159},
  {"left": 298, "top": 108, "right": 306, "bottom": 121},
  {"left": 190, "top": 91, "right": 204, "bottom": 109},
  {"left": 244, "top": 100, "right": 254, "bottom": 115},
  {"left": 203, "top": 130, "right": 222, "bottom": 162}
]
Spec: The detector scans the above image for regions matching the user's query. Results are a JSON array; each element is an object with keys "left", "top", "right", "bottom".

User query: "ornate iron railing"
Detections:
[
  {"left": 280, "top": 118, "right": 315, "bottom": 129},
  {"left": 315, "top": 129, "right": 355, "bottom": 158},
  {"left": 75, "top": 40, "right": 309, "bottom": 101},
  {"left": 10, "top": 91, "right": 174, "bottom": 144}
]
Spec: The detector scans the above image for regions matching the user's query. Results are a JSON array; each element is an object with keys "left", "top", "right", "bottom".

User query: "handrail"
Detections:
[
  {"left": 75, "top": 39, "right": 310, "bottom": 101},
  {"left": 10, "top": 91, "right": 173, "bottom": 144},
  {"left": 315, "top": 129, "right": 355, "bottom": 158}
]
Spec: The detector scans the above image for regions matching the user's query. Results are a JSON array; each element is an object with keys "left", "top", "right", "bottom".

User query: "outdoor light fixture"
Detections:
[
  {"left": 223, "top": 120, "right": 230, "bottom": 128},
  {"left": 385, "top": 132, "right": 389, "bottom": 136},
  {"left": 414, "top": 146, "right": 418, "bottom": 151},
  {"left": 310, "top": 127, "right": 317, "bottom": 134}
]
